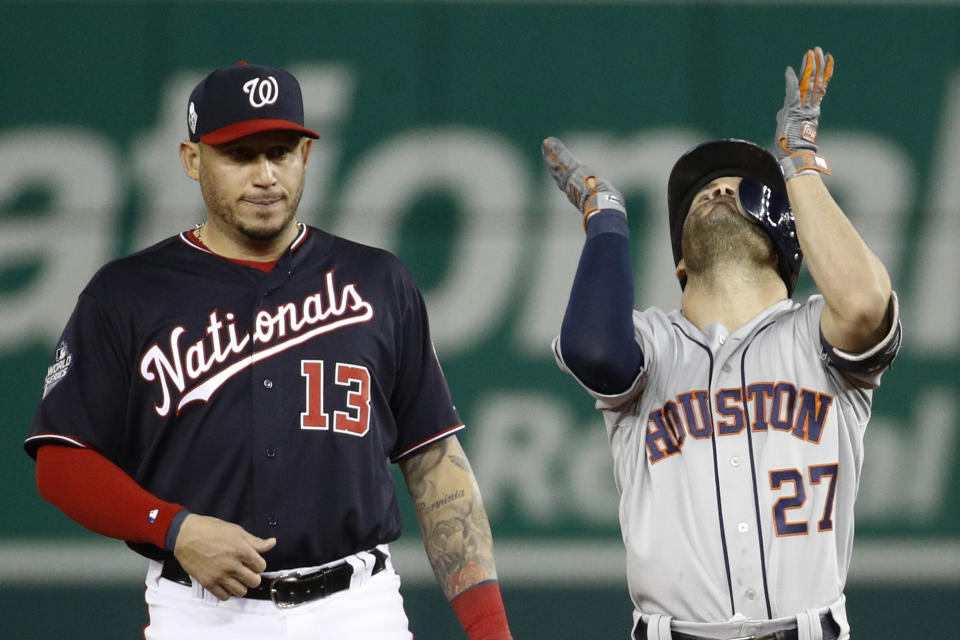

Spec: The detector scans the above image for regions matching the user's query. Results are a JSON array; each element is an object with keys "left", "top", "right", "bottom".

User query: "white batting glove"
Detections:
[
  {"left": 542, "top": 136, "right": 626, "bottom": 229},
  {"left": 775, "top": 46, "right": 835, "bottom": 180}
]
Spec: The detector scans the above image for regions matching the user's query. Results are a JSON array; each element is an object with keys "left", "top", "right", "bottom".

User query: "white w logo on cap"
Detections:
[{"left": 242, "top": 76, "right": 279, "bottom": 108}]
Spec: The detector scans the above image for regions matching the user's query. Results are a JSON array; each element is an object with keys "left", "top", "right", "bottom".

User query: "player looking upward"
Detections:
[
  {"left": 25, "top": 62, "right": 513, "bottom": 640},
  {"left": 543, "top": 47, "right": 900, "bottom": 640}
]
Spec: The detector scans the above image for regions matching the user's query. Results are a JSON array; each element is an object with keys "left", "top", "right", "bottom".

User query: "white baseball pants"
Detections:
[{"left": 144, "top": 548, "right": 413, "bottom": 640}]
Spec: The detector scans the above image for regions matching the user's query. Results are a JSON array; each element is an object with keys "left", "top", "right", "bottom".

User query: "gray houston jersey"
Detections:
[{"left": 554, "top": 295, "right": 901, "bottom": 624}]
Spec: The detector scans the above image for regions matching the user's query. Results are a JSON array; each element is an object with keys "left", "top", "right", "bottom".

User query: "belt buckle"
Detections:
[{"left": 269, "top": 571, "right": 310, "bottom": 609}]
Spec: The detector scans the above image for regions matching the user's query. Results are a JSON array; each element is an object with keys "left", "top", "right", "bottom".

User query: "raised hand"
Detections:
[
  {"left": 542, "top": 136, "right": 626, "bottom": 228},
  {"left": 775, "top": 46, "right": 834, "bottom": 179}
]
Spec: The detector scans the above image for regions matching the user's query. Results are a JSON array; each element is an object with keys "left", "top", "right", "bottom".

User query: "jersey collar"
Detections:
[
  {"left": 178, "top": 222, "right": 311, "bottom": 257},
  {"left": 673, "top": 298, "right": 797, "bottom": 345}
]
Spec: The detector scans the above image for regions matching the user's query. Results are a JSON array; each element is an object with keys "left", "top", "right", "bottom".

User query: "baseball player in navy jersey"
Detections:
[
  {"left": 25, "top": 62, "right": 513, "bottom": 640},
  {"left": 543, "top": 47, "right": 901, "bottom": 640}
]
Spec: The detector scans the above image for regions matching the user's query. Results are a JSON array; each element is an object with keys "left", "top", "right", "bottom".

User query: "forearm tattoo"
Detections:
[{"left": 401, "top": 438, "right": 498, "bottom": 600}]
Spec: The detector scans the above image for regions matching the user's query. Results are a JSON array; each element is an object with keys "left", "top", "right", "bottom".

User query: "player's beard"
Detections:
[
  {"left": 682, "top": 198, "right": 775, "bottom": 276},
  {"left": 199, "top": 170, "right": 305, "bottom": 244}
]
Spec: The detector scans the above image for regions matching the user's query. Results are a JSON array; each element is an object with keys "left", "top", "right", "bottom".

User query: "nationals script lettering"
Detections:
[{"left": 140, "top": 271, "right": 374, "bottom": 416}]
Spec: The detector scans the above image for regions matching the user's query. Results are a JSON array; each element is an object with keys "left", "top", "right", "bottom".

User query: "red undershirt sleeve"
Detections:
[
  {"left": 35, "top": 445, "right": 186, "bottom": 550},
  {"left": 451, "top": 581, "right": 514, "bottom": 640}
]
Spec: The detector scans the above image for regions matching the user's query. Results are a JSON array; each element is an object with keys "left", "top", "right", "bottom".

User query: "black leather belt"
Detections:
[
  {"left": 633, "top": 612, "right": 840, "bottom": 640},
  {"left": 160, "top": 548, "right": 388, "bottom": 608}
]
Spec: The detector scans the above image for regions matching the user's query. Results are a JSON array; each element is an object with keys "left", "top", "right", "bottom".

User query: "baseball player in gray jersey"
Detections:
[{"left": 542, "top": 47, "right": 901, "bottom": 640}]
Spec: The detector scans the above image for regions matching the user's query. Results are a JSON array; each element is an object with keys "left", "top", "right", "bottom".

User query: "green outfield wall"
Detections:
[{"left": 2, "top": 1, "right": 959, "bottom": 637}]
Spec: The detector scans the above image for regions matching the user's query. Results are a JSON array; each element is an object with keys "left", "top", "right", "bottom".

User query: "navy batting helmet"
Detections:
[{"left": 667, "top": 139, "right": 802, "bottom": 296}]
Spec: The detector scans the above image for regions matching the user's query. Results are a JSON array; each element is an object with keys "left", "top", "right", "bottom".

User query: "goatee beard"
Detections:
[
  {"left": 681, "top": 201, "right": 774, "bottom": 275},
  {"left": 198, "top": 173, "right": 305, "bottom": 245}
]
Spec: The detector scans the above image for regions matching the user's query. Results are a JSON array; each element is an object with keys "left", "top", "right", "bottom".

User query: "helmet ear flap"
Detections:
[
  {"left": 736, "top": 177, "right": 802, "bottom": 295},
  {"left": 736, "top": 177, "right": 788, "bottom": 224}
]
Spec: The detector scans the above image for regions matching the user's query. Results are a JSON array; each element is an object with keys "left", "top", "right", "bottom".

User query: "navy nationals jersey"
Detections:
[{"left": 26, "top": 225, "right": 464, "bottom": 570}]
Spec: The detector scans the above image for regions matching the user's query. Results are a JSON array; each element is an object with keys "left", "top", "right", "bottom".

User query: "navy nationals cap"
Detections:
[{"left": 187, "top": 62, "right": 320, "bottom": 144}]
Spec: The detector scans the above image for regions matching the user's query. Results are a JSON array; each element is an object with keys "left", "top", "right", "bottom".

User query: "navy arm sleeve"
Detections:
[{"left": 559, "top": 210, "right": 644, "bottom": 394}]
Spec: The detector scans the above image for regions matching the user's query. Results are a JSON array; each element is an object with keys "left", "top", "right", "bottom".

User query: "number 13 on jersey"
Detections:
[{"left": 300, "top": 360, "right": 371, "bottom": 436}]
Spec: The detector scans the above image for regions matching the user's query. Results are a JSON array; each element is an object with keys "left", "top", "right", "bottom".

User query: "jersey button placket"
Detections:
[{"left": 711, "top": 348, "right": 766, "bottom": 618}]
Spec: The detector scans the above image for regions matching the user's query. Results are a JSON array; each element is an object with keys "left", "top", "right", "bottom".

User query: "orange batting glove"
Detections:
[
  {"left": 541, "top": 136, "right": 627, "bottom": 230},
  {"left": 775, "top": 46, "right": 835, "bottom": 179}
]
